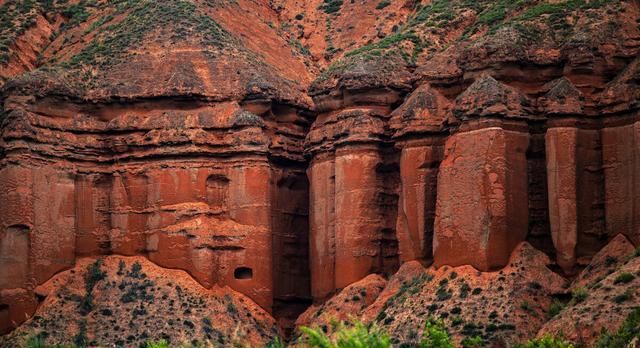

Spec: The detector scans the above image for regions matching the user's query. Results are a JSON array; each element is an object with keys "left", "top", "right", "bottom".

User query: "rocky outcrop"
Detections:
[
  {"left": 1, "top": 1, "right": 640, "bottom": 345},
  {"left": 0, "top": 94, "right": 313, "bottom": 332},
  {"left": 0, "top": 256, "right": 281, "bottom": 347},
  {"left": 302, "top": 0, "right": 640, "bottom": 301},
  {"left": 539, "top": 245, "right": 640, "bottom": 346},
  {"left": 0, "top": 0, "right": 315, "bottom": 334},
  {"left": 298, "top": 243, "right": 568, "bottom": 346}
]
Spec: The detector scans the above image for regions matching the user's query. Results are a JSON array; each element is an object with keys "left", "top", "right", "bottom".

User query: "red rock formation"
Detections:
[
  {"left": 305, "top": 107, "right": 399, "bottom": 299},
  {"left": 435, "top": 126, "right": 530, "bottom": 271},
  {"left": 1, "top": 1, "right": 640, "bottom": 344},
  {"left": 433, "top": 76, "right": 531, "bottom": 271},
  {"left": 0, "top": 256, "right": 281, "bottom": 347},
  {"left": 391, "top": 84, "right": 450, "bottom": 265},
  {"left": 0, "top": 94, "right": 314, "bottom": 331}
]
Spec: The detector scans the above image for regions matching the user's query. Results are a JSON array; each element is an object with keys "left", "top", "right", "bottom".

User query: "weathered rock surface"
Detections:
[
  {"left": 0, "top": 256, "right": 280, "bottom": 347},
  {"left": 539, "top": 247, "right": 640, "bottom": 346},
  {"left": 298, "top": 243, "right": 568, "bottom": 347},
  {"left": 1, "top": 0, "right": 640, "bottom": 345}
]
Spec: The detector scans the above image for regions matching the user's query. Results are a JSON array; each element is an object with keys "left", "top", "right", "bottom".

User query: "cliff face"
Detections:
[{"left": 1, "top": 0, "right": 639, "bottom": 346}]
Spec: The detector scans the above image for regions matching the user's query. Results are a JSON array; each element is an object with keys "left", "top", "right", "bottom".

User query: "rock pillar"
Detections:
[{"left": 434, "top": 127, "right": 530, "bottom": 271}]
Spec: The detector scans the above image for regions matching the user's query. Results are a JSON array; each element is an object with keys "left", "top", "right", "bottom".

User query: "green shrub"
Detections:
[
  {"left": 79, "top": 259, "right": 106, "bottom": 315},
  {"left": 25, "top": 334, "right": 46, "bottom": 348},
  {"left": 521, "top": 301, "right": 535, "bottom": 313},
  {"left": 613, "top": 272, "right": 635, "bottom": 285},
  {"left": 459, "top": 282, "right": 471, "bottom": 298},
  {"left": 612, "top": 289, "right": 633, "bottom": 304},
  {"left": 299, "top": 320, "right": 391, "bottom": 348},
  {"left": 571, "top": 287, "right": 588, "bottom": 304},
  {"left": 128, "top": 261, "right": 144, "bottom": 279},
  {"left": 226, "top": 300, "right": 238, "bottom": 315},
  {"left": 376, "top": 1, "right": 391, "bottom": 10},
  {"left": 74, "top": 320, "right": 88, "bottom": 347},
  {"left": 85, "top": 259, "right": 106, "bottom": 291},
  {"left": 146, "top": 340, "right": 169, "bottom": 348},
  {"left": 320, "top": 0, "right": 343, "bottom": 14},
  {"left": 420, "top": 319, "right": 454, "bottom": 348},
  {"left": 596, "top": 308, "right": 640, "bottom": 348},
  {"left": 547, "top": 300, "right": 565, "bottom": 318},
  {"left": 266, "top": 337, "right": 287, "bottom": 348},
  {"left": 117, "top": 260, "right": 126, "bottom": 275},
  {"left": 461, "top": 336, "right": 484, "bottom": 348},
  {"left": 516, "top": 334, "right": 574, "bottom": 348}
]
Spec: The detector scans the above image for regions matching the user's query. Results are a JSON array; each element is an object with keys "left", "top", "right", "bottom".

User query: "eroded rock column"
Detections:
[
  {"left": 307, "top": 154, "right": 336, "bottom": 300},
  {"left": 602, "top": 121, "right": 640, "bottom": 245},
  {"left": 546, "top": 127, "right": 579, "bottom": 271},
  {"left": 546, "top": 126, "right": 606, "bottom": 272},
  {"left": 306, "top": 107, "right": 398, "bottom": 299},
  {"left": 395, "top": 139, "right": 444, "bottom": 264},
  {"left": 388, "top": 84, "right": 452, "bottom": 265},
  {"left": 334, "top": 144, "right": 385, "bottom": 290},
  {"left": 434, "top": 127, "right": 530, "bottom": 271}
]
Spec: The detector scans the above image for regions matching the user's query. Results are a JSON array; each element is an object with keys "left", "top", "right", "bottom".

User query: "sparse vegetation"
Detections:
[
  {"left": 376, "top": 1, "right": 391, "bottom": 10},
  {"left": 224, "top": 294, "right": 238, "bottom": 315},
  {"left": 547, "top": 300, "right": 566, "bottom": 318},
  {"left": 612, "top": 289, "right": 634, "bottom": 304},
  {"left": 461, "top": 335, "right": 484, "bottom": 348},
  {"left": 596, "top": 308, "right": 640, "bottom": 348},
  {"left": 60, "top": 0, "right": 234, "bottom": 70},
  {"left": 266, "top": 337, "right": 287, "bottom": 348},
  {"left": 571, "top": 287, "right": 588, "bottom": 304},
  {"left": 78, "top": 259, "right": 106, "bottom": 315},
  {"left": 521, "top": 301, "right": 535, "bottom": 314},
  {"left": 319, "top": 0, "right": 343, "bottom": 14},
  {"left": 73, "top": 320, "right": 88, "bottom": 347},
  {"left": 25, "top": 333, "right": 47, "bottom": 348},
  {"left": 613, "top": 272, "right": 635, "bottom": 285}
]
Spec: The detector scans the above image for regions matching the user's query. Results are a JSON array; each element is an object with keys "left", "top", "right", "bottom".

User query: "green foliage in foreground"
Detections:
[
  {"left": 299, "top": 318, "right": 456, "bottom": 348},
  {"left": 146, "top": 340, "right": 170, "bottom": 348},
  {"left": 516, "top": 334, "right": 574, "bottom": 348},
  {"left": 22, "top": 308, "right": 640, "bottom": 347},
  {"left": 420, "top": 319, "right": 454, "bottom": 348},
  {"left": 299, "top": 320, "right": 391, "bottom": 348}
]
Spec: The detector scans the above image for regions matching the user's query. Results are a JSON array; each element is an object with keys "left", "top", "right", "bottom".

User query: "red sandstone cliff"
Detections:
[{"left": 1, "top": 0, "right": 639, "bottom": 346}]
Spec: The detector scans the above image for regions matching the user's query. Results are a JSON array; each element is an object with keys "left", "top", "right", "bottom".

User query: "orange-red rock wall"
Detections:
[
  {"left": 395, "top": 139, "right": 444, "bottom": 264},
  {"left": 0, "top": 98, "right": 313, "bottom": 333},
  {"left": 434, "top": 126, "right": 530, "bottom": 271}
]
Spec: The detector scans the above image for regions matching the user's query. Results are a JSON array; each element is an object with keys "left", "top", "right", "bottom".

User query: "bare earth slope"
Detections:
[{"left": 0, "top": 256, "right": 280, "bottom": 347}]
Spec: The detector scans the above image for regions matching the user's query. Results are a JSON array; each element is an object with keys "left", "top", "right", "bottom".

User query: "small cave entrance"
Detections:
[
  {"left": 0, "top": 303, "right": 9, "bottom": 325},
  {"left": 234, "top": 267, "right": 253, "bottom": 280}
]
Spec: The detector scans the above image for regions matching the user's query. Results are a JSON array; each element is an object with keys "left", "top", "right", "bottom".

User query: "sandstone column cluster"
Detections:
[{"left": 305, "top": 61, "right": 640, "bottom": 297}]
